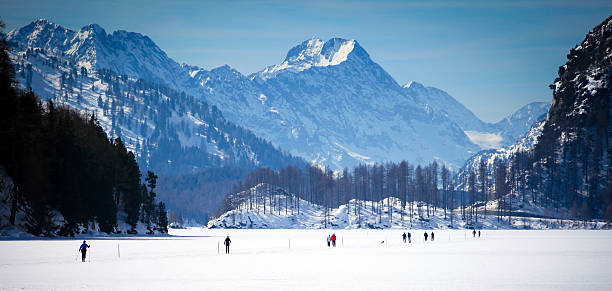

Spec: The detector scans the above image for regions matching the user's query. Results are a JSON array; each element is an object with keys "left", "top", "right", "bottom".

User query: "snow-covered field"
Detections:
[{"left": 1, "top": 228, "right": 611, "bottom": 290}]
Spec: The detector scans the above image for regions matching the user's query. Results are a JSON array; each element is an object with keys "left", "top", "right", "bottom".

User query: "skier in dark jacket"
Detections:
[
  {"left": 431, "top": 232, "right": 435, "bottom": 241},
  {"left": 402, "top": 232, "right": 407, "bottom": 243},
  {"left": 79, "top": 240, "right": 90, "bottom": 262},
  {"left": 478, "top": 230, "right": 481, "bottom": 238},
  {"left": 224, "top": 236, "right": 231, "bottom": 254},
  {"left": 407, "top": 232, "right": 411, "bottom": 243},
  {"left": 473, "top": 229, "right": 476, "bottom": 237},
  {"left": 424, "top": 232, "right": 428, "bottom": 241}
]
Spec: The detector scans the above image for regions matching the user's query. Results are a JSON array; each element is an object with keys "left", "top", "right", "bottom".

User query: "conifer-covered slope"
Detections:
[
  {"left": 6, "top": 22, "right": 304, "bottom": 176},
  {"left": 532, "top": 15, "right": 612, "bottom": 217},
  {"left": 457, "top": 15, "right": 612, "bottom": 221},
  {"left": 7, "top": 20, "right": 547, "bottom": 170},
  {"left": 5, "top": 20, "right": 306, "bottom": 226},
  {"left": 0, "top": 30, "right": 168, "bottom": 236}
]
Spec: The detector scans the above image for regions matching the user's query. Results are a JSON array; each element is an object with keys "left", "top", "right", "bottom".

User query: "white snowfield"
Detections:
[{"left": 1, "top": 228, "right": 611, "bottom": 290}]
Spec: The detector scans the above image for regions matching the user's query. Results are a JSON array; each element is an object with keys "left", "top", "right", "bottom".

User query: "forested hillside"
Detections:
[
  {"left": 456, "top": 16, "right": 612, "bottom": 224},
  {"left": 0, "top": 21, "right": 167, "bottom": 236},
  {"left": 216, "top": 161, "right": 456, "bottom": 227}
]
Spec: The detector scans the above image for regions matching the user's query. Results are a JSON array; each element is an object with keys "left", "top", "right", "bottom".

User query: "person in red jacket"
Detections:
[{"left": 331, "top": 233, "right": 337, "bottom": 247}]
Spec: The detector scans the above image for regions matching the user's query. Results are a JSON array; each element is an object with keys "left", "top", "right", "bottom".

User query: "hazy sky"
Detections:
[{"left": 2, "top": 0, "right": 611, "bottom": 122}]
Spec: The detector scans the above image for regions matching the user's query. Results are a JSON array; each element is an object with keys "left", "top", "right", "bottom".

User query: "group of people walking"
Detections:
[
  {"left": 326, "top": 233, "right": 337, "bottom": 247},
  {"left": 402, "top": 232, "right": 412, "bottom": 243},
  {"left": 424, "top": 231, "right": 434, "bottom": 241},
  {"left": 402, "top": 231, "right": 436, "bottom": 243}
]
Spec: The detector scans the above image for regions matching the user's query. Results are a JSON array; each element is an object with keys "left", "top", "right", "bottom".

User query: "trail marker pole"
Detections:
[
  {"left": 218, "top": 241, "right": 220, "bottom": 254},
  {"left": 342, "top": 237, "right": 344, "bottom": 247},
  {"left": 118, "top": 243, "right": 120, "bottom": 259},
  {"left": 289, "top": 239, "right": 291, "bottom": 249}
]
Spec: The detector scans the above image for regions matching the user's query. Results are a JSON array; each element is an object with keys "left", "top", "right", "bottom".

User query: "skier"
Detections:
[
  {"left": 224, "top": 235, "right": 231, "bottom": 254},
  {"left": 79, "top": 240, "right": 90, "bottom": 262},
  {"left": 431, "top": 232, "right": 435, "bottom": 241},
  {"left": 327, "top": 234, "right": 331, "bottom": 247},
  {"left": 331, "top": 233, "right": 337, "bottom": 247},
  {"left": 402, "top": 232, "right": 407, "bottom": 243},
  {"left": 407, "top": 232, "right": 412, "bottom": 243},
  {"left": 478, "top": 230, "right": 481, "bottom": 238},
  {"left": 424, "top": 232, "right": 428, "bottom": 241},
  {"left": 473, "top": 229, "right": 476, "bottom": 237}
]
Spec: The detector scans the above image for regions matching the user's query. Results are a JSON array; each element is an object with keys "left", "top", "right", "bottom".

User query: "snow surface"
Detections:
[{"left": 1, "top": 228, "right": 611, "bottom": 290}]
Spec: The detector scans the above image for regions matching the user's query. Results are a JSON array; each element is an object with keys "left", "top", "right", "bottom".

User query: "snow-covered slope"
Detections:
[
  {"left": 460, "top": 116, "right": 546, "bottom": 172},
  {"left": 8, "top": 20, "right": 547, "bottom": 170},
  {"left": 7, "top": 22, "right": 304, "bottom": 175},
  {"left": 404, "top": 80, "right": 550, "bottom": 149},
  {"left": 491, "top": 102, "right": 550, "bottom": 146},
  {"left": 242, "top": 38, "right": 481, "bottom": 168},
  {"left": 208, "top": 183, "right": 609, "bottom": 230},
  {"left": 8, "top": 19, "right": 188, "bottom": 91}
]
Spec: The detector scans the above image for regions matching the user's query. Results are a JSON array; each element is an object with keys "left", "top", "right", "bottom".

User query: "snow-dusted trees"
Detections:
[
  {"left": 218, "top": 160, "right": 450, "bottom": 227},
  {"left": 494, "top": 159, "right": 508, "bottom": 221}
]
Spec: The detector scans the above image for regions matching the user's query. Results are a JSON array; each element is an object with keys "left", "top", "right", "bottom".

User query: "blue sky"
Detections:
[{"left": 1, "top": 0, "right": 611, "bottom": 122}]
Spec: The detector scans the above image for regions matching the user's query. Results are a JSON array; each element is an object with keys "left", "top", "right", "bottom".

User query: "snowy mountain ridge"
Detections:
[
  {"left": 7, "top": 20, "right": 548, "bottom": 170},
  {"left": 7, "top": 37, "right": 303, "bottom": 175},
  {"left": 8, "top": 19, "right": 188, "bottom": 91},
  {"left": 253, "top": 37, "right": 361, "bottom": 79}
]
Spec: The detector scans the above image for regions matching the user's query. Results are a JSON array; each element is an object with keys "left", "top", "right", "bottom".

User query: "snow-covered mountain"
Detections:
[
  {"left": 457, "top": 117, "right": 547, "bottom": 184},
  {"left": 7, "top": 20, "right": 304, "bottom": 175},
  {"left": 491, "top": 102, "right": 550, "bottom": 146},
  {"left": 404, "top": 80, "right": 550, "bottom": 149},
  {"left": 192, "top": 38, "right": 549, "bottom": 169},
  {"left": 243, "top": 37, "right": 482, "bottom": 168},
  {"left": 8, "top": 20, "right": 547, "bottom": 170},
  {"left": 8, "top": 19, "right": 189, "bottom": 91}
]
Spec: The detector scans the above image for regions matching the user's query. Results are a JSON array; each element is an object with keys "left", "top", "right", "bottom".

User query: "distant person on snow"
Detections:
[
  {"left": 408, "top": 232, "right": 412, "bottom": 243},
  {"left": 424, "top": 232, "right": 428, "bottom": 241},
  {"left": 224, "top": 236, "right": 231, "bottom": 254},
  {"left": 327, "top": 235, "right": 331, "bottom": 247},
  {"left": 79, "top": 240, "right": 90, "bottom": 262},
  {"left": 478, "top": 230, "right": 481, "bottom": 238},
  {"left": 402, "top": 232, "right": 407, "bottom": 243},
  {"left": 473, "top": 230, "right": 476, "bottom": 237},
  {"left": 431, "top": 232, "right": 435, "bottom": 241},
  {"left": 331, "top": 233, "right": 337, "bottom": 247}
]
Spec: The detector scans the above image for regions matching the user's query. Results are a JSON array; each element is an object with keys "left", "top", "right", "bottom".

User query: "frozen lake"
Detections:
[{"left": 1, "top": 229, "right": 611, "bottom": 290}]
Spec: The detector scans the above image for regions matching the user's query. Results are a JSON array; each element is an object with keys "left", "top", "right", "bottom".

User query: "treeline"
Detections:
[
  {"left": 0, "top": 23, "right": 167, "bottom": 236},
  {"left": 218, "top": 161, "right": 469, "bottom": 227}
]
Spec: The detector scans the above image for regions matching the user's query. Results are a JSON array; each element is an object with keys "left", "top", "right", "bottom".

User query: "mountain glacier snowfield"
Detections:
[{"left": 1, "top": 228, "right": 611, "bottom": 290}]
